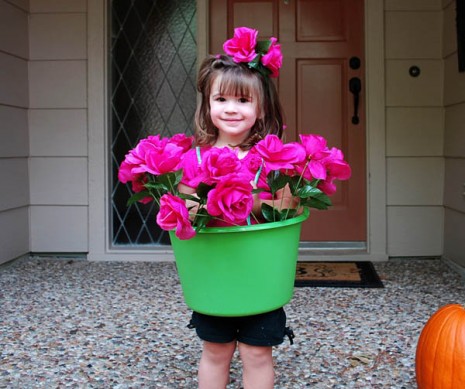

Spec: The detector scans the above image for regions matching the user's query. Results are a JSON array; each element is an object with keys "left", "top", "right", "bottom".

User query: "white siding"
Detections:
[
  {"left": 0, "top": 0, "right": 29, "bottom": 265},
  {"left": 29, "top": 13, "right": 86, "bottom": 59},
  {"left": 29, "top": 109, "right": 87, "bottom": 156},
  {"left": 385, "top": 1, "right": 445, "bottom": 257},
  {"left": 30, "top": 206, "right": 87, "bottom": 252},
  {"left": 442, "top": 0, "right": 465, "bottom": 268},
  {"left": 28, "top": 1, "right": 88, "bottom": 254}
]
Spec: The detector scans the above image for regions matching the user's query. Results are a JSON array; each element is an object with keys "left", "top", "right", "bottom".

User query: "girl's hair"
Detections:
[{"left": 194, "top": 54, "right": 284, "bottom": 150}]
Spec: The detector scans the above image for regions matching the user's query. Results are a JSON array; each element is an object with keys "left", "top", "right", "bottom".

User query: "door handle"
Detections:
[{"left": 349, "top": 77, "right": 361, "bottom": 125}]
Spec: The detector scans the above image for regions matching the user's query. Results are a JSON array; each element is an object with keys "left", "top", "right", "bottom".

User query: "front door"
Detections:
[{"left": 209, "top": 0, "right": 366, "bottom": 242}]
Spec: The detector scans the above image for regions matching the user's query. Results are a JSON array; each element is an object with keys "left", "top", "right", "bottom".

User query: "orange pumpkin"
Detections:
[{"left": 415, "top": 304, "right": 465, "bottom": 389}]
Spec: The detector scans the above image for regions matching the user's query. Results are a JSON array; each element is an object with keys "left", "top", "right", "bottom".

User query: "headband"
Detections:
[{"left": 222, "top": 27, "right": 283, "bottom": 78}]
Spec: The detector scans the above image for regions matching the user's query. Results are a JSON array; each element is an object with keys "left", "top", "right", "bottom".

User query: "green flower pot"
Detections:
[{"left": 169, "top": 209, "right": 309, "bottom": 317}]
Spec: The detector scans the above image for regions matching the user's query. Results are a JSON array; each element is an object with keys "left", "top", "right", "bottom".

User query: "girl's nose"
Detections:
[{"left": 224, "top": 100, "right": 237, "bottom": 113}]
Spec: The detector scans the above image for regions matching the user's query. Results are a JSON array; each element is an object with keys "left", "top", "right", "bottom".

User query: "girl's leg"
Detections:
[
  {"left": 198, "top": 340, "right": 236, "bottom": 389},
  {"left": 238, "top": 343, "right": 274, "bottom": 389}
]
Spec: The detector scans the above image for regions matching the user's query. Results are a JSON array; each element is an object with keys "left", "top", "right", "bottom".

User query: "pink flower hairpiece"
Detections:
[{"left": 223, "top": 27, "right": 283, "bottom": 78}]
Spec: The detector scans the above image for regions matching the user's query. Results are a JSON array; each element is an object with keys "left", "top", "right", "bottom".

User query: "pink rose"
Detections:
[
  {"left": 261, "top": 37, "right": 283, "bottom": 78},
  {"left": 223, "top": 27, "right": 258, "bottom": 63},
  {"left": 120, "top": 135, "right": 187, "bottom": 176},
  {"left": 179, "top": 147, "right": 208, "bottom": 188},
  {"left": 118, "top": 160, "right": 137, "bottom": 183},
  {"left": 156, "top": 193, "right": 196, "bottom": 240},
  {"left": 253, "top": 135, "right": 306, "bottom": 173},
  {"left": 295, "top": 134, "right": 331, "bottom": 180},
  {"left": 317, "top": 179, "right": 338, "bottom": 195},
  {"left": 124, "top": 136, "right": 161, "bottom": 171},
  {"left": 169, "top": 133, "right": 194, "bottom": 152},
  {"left": 324, "top": 147, "right": 351, "bottom": 181},
  {"left": 200, "top": 147, "right": 242, "bottom": 184},
  {"left": 143, "top": 141, "right": 185, "bottom": 175},
  {"left": 207, "top": 174, "right": 254, "bottom": 225}
]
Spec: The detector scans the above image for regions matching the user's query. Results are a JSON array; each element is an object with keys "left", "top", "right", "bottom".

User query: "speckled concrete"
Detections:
[{"left": 0, "top": 257, "right": 464, "bottom": 388}]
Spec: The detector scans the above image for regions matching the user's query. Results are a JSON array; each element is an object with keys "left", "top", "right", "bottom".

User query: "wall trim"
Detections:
[{"left": 442, "top": 256, "right": 465, "bottom": 280}]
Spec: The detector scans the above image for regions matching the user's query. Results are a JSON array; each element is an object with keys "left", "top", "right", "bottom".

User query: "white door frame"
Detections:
[{"left": 87, "top": 0, "right": 387, "bottom": 261}]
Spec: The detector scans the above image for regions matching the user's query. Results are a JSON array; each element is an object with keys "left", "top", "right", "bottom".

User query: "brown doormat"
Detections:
[{"left": 295, "top": 261, "right": 384, "bottom": 288}]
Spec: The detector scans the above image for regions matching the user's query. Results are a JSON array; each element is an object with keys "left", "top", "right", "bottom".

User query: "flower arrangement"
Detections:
[
  {"left": 118, "top": 133, "right": 351, "bottom": 240},
  {"left": 223, "top": 27, "right": 283, "bottom": 78}
]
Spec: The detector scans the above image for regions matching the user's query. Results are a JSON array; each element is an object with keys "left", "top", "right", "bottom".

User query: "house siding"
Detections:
[
  {"left": 28, "top": 0, "right": 88, "bottom": 253},
  {"left": 0, "top": 0, "right": 29, "bottom": 264},
  {"left": 442, "top": 0, "right": 465, "bottom": 268},
  {"left": 1, "top": 0, "right": 464, "bottom": 267},
  {"left": 385, "top": 0, "right": 445, "bottom": 256}
]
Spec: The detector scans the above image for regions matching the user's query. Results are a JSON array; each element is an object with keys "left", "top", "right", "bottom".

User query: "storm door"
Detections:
[{"left": 109, "top": 0, "right": 197, "bottom": 246}]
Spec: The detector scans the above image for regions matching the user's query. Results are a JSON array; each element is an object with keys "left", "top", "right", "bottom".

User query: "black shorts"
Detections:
[{"left": 189, "top": 308, "right": 293, "bottom": 347}]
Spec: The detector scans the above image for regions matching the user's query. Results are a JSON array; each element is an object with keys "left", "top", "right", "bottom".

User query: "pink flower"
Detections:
[
  {"left": 207, "top": 174, "right": 254, "bottom": 225},
  {"left": 253, "top": 135, "right": 306, "bottom": 173},
  {"left": 143, "top": 141, "right": 185, "bottom": 175},
  {"left": 179, "top": 147, "right": 208, "bottom": 188},
  {"left": 120, "top": 135, "right": 186, "bottom": 176},
  {"left": 316, "top": 147, "right": 351, "bottom": 195},
  {"left": 324, "top": 147, "right": 352, "bottom": 181},
  {"left": 261, "top": 37, "right": 282, "bottom": 78},
  {"left": 296, "top": 134, "right": 331, "bottom": 180},
  {"left": 169, "top": 133, "right": 194, "bottom": 152},
  {"left": 241, "top": 151, "right": 265, "bottom": 182},
  {"left": 317, "top": 180, "right": 338, "bottom": 195},
  {"left": 124, "top": 135, "right": 161, "bottom": 171},
  {"left": 156, "top": 193, "right": 196, "bottom": 240},
  {"left": 118, "top": 161, "right": 152, "bottom": 203},
  {"left": 118, "top": 160, "right": 137, "bottom": 183},
  {"left": 223, "top": 27, "right": 258, "bottom": 63},
  {"left": 200, "top": 147, "right": 242, "bottom": 184}
]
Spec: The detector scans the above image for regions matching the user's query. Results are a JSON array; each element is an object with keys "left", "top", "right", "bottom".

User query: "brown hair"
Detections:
[{"left": 194, "top": 54, "right": 284, "bottom": 150}]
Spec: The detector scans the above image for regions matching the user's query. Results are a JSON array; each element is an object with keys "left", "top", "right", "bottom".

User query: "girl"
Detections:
[{"left": 180, "top": 29, "right": 294, "bottom": 389}]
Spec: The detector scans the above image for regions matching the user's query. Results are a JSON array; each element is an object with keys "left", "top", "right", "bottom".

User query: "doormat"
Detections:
[{"left": 295, "top": 261, "right": 384, "bottom": 288}]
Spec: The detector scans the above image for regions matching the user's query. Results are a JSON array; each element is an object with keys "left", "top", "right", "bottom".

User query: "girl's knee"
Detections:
[
  {"left": 238, "top": 343, "right": 272, "bottom": 366},
  {"left": 202, "top": 341, "right": 236, "bottom": 363}
]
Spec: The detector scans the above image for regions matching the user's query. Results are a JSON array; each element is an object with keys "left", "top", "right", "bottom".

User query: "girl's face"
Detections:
[{"left": 209, "top": 75, "right": 259, "bottom": 146}]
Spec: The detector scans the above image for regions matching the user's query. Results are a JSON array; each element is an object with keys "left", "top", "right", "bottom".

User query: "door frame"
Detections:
[{"left": 87, "top": 0, "right": 387, "bottom": 261}]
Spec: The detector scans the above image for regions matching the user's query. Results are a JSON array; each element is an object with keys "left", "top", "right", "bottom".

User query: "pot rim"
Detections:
[{"left": 195, "top": 207, "right": 310, "bottom": 235}]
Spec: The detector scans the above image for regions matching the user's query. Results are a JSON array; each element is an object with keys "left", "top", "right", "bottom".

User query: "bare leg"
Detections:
[
  {"left": 198, "top": 340, "right": 236, "bottom": 389},
  {"left": 238, "top": 343, "right": 274, "bottom": 389}
]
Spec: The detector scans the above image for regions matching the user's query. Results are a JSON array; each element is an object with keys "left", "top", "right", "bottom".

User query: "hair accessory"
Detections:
[{"left": 223, "top": 27, "right": 283, "bottom": 78}]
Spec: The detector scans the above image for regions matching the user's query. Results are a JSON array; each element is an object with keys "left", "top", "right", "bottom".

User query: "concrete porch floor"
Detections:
[{"left": 0, "top": 257, "right": 464, "bottom": 388}]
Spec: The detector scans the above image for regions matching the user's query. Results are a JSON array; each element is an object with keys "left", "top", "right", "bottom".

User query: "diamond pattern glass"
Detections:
[{"left": 110, "top": 0, "right": 197, "bottom": 246}]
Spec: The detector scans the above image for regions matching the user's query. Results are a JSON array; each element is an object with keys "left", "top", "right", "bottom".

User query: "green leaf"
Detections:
[
  {"left": 301, "top": 197, "right": 332, "bottom": 210},
  {"left": 126, "top": 191, "right": 152, "bottom": 206},
  {"left": 267, "top": 171, "right": 289, "bottom": 194},
  {"left": 261, "top": 203, "right": 282, "bottom": 222},
  {"left": 157, "top": 171, "right": 182, "bottom": 193},
  {"left": 280, "top": 208, "right": 297, "bottom": 220},
  {"left": 295, "top": 184, "right": 323, "bottom": 199},
  {"left": 193, "top": 208, "right": 212, "bottom": 230},
  {"left": 178, "top": 193, "right": 201, "bottom": 203},
  {"left": 255, "top": 40, "right": 272, "bottom": 54},
  {"left": 196, "top": 182, "right": 214, "bottom": 200},
  {"left": 144, "top": 182, "right": 168, "bottom": 192},
  {"left": 247, "top": 55, "right": 271, "bottom": 78},
  {"left": 288, "top": 176, "right": 302, "bottom": 195}
]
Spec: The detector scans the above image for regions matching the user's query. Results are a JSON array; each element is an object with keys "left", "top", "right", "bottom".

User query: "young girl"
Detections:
[{"left": 180, "top": 29, "right": 294, "bottom": 389}]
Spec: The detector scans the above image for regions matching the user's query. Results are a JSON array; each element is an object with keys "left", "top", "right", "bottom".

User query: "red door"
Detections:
[{"left": 210, "top": 0, "right": 366, "bottom": 242}]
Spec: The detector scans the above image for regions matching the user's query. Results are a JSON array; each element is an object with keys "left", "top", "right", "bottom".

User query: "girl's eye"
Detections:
[
  {"left": 239, "top": 97, "right": 250, "bottom": 103},
  {"left": 215, "top": 97, "right": 226, "bottom": 102}
]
